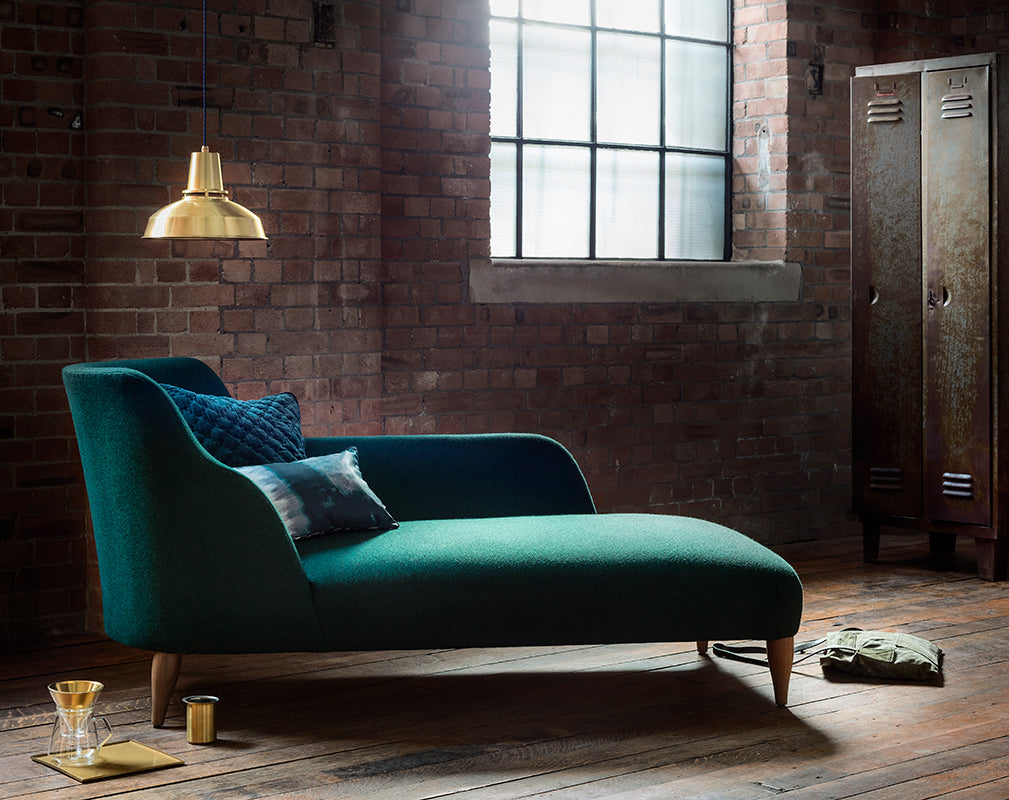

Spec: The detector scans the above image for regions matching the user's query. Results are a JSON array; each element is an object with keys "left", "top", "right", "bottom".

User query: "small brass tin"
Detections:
[{"left": 182, "top": 695, "right": 218, "bottom": 744}]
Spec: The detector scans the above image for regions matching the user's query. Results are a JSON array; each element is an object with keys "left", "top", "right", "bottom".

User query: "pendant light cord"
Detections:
[{"left": 202, "top": 0, "right": 207, "bottom": 147}]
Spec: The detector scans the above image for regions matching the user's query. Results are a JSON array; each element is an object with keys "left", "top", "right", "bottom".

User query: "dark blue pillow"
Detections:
[
  {"left": 161, "top": 383, "right": 307, "bottom": 467},
  {"left": 237, "top": 448, "right": 398, "bottom": 538}
]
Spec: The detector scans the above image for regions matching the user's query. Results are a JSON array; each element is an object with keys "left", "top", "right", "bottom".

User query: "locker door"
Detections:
[
  {"left": 851, "top": 73, "right": 923, "bottom": 519},
  {"left": 923, "top": 65, "right": 992, "bottom": 526}
]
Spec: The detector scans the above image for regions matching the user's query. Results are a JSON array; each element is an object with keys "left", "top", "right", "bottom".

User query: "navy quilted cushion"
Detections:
[{"left": 161, "top": 383, "right": 307, "bottom": 467}]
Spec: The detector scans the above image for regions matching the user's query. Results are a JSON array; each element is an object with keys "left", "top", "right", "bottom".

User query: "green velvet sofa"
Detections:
[{"left": 62, "top": 358, "right": 803, "bottom": 725}]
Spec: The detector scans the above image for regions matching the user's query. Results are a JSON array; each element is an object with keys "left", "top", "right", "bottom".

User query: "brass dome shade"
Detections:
[{"left": 143, "top": 147, "right": 266, "bottom": 240}]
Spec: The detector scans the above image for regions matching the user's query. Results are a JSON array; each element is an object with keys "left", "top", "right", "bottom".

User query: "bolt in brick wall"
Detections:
[{"left": 3, "top": 0, "right": 1007, "bottom": 643}]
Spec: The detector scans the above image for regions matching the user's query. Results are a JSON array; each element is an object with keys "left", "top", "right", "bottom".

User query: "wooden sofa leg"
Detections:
[
  {"left": 766, "top": 637, "right": 793, "bottom": 707},
  {"left": 696, "top": 640, "right": 708, "bottom": 654},
  {"left": 152, "top": 652, "right": 183, "bottom": 727}
]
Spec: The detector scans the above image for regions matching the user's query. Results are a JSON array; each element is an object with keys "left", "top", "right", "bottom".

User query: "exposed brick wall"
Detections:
[
  {"left": 1, "top": 0, "right": 88, "bottom": 640},
  {"left": 378, "top": 0, "right": 491, "bottom": 437},
  {"left": 3, "top": 0, "right": 1007, "bottom": 642}
]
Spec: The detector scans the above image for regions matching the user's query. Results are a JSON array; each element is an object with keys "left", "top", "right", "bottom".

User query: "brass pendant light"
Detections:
[
  {"left": 143, "top": 1, "right": 266, "bottom": 240},
  {"left": 143, "top": 147, "right": 266, "bottom": 239}
]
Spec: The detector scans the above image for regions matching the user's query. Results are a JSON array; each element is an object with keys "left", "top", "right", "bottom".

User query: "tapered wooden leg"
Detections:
[
  {"left": 766, "top": 637, "right": 793, "bottom": 707},
  {"left": 696, "top": 640, "right": 708, "bottom": 654},
  {"left": 152, "top": 652, "right": 183, "bottom": 727}
]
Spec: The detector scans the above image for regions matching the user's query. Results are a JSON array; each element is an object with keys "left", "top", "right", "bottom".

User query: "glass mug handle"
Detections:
[{"left": 94, "top": 716, "right": 114, "bottom": 752}]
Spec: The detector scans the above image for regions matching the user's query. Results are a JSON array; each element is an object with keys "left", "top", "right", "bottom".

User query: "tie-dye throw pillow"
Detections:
[{"left": 237, "top": 448, "right": 399, "bottom": 538}]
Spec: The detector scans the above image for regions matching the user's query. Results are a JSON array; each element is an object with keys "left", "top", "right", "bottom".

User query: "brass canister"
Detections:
[{"left": 182, "top": 695, "right": 218, "bottom": 744}]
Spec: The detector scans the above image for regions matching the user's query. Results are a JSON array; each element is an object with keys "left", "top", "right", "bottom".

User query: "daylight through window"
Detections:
[{"left": 489, "top": 0, "right": 731, "bottom": 261}]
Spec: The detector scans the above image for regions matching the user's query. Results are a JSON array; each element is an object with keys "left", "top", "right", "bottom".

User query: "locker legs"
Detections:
[
  {"left": 928, "top": 532, "right": 957, "bottom": 554},
  {"left": 975, "top": 538, "right": 1009, "bottom": 582},
  {"left": 864, "top": 522, "right": 1008, "bottom": 581}
]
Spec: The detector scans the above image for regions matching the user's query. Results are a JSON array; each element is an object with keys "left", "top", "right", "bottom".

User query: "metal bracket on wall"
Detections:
[{"left": 807, "top": 63, "right": 824, "bottom": 96}]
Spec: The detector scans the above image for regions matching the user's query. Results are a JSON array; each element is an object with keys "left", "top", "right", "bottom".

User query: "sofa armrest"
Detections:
[
  {"left": 304, "top": 433, "right": 596, "bottom": 521},
  {"left": 63, "top": 364, "right": 324, "bottom": 654}
]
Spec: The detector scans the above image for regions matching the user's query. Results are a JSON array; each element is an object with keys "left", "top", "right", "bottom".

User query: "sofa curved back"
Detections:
[
  {"left": 62, "top": 358, "right": 325, "bottom": 655},
  {"left": 305, "top": 434, "right": 597, "bottom": 521}
]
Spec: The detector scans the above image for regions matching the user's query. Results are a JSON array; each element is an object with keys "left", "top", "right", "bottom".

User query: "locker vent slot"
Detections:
[
  {"left": 866, "top": 96, "right": 902, "bottom": 124},
  {"left": 869, "top": 467, "right": 903, "bottom": 491},
  {"left": 941, "top": 92, "right": 973, "bottom": 119},
  {"left": 942, "top": 472, "right": 974, "bottom": 499}
]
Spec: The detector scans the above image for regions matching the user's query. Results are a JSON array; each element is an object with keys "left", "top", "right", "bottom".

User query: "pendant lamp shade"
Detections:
[{"left": 143, "top": 147, "right": 266, "bottom": 240}]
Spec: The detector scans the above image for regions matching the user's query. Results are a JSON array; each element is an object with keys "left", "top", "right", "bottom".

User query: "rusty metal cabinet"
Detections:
[{"left": 851, "top": 53, "right": 1009, "bottom": 581}]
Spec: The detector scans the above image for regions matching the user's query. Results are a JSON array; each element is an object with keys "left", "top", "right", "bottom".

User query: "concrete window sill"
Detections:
[{"left": 469, "top": 259, "right": 803, "bottom": 304}]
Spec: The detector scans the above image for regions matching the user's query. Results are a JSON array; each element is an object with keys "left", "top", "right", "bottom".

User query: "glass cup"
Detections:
[{"left": 47, "top": 680, "right": 114, "bottom": 766}]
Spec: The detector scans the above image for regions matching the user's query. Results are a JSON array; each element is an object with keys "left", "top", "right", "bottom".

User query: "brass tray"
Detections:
[{"left": 32, "top": 739, "right": 184, "bottom": 783}]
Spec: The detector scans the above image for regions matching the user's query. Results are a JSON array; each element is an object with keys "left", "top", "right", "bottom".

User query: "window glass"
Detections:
[
  {"left": 522, "top": 24, "right": 592, "bottom": 142},
  {"left": 490, "top": 142, "right": 518, "bottom": 258},
  {"left": 597, "top": 0, "right": 660, "bottom": 32},
  {"left": 522, "top": 145, "right": 591, "bottom": 258},
  {"left": 665, "top": 152, "right": 725, "bottom": 260},
  {"left": 597, "top": 32, "right": 661, "bottom": 146},
  {"left": 665, "top": 40, "right": 728, "bottom": 151},
  {"left": 489, "top": 0, "right": 518, "bottom": 17},
  {"left": 489, "top": 20, "right": 518, "bottom": 138},
  {"left": 665, "top": 0, "right": 728, "bottom": 41},
  {"left": 597, "top": 149, "right": 659, "bottom": 259},
  {"left": 522, "top": 0, "right": 590, "bottom": 26}
]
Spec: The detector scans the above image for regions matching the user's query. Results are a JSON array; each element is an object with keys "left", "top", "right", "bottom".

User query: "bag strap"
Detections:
[
  {"left": 712, "top": 634, "right": 840, "bottom": 667},
  {"left": 710, "top": 642, "right": 770, "bottom": 666}
]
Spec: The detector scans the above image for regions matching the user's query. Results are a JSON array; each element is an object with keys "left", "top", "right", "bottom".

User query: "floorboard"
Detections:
[{"left": 2, "top": 533, "right": 1006, "bottom": 800}]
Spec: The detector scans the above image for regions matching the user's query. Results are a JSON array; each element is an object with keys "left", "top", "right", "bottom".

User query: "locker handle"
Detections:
[{"left": 927, "top": 286, "right": 952, "bottom": 309}]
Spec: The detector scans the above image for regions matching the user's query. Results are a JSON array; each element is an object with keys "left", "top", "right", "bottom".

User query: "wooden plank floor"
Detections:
[{"left": 3, "top": 534, "right": 1008, "bottom": 799}]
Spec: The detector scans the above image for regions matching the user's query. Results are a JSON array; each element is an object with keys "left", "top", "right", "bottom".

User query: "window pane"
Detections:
[
  {"left": 597, "top": 0, "right": 659, "bottom": 32},
  {"left": 665, "top": 0, "right": 728, "bottom": 41},
  {"left": 523, "top": 24, "right": 591, "bottom": 141},
  {"left": 597, "top": 32, "right": 660, "bottom": 146},
  {"left": 490, "top": 0, "right": 518, "bottom": 18},
  {"left": 665, "top": 41, "right": 727, "bottom": 150},
  {"left": 522, "top": 0, "right": 589, "bottom": 25},
  {"left": 597, "top": 149, "right": 659, "bottom": 259},
  {"left": 490, "top": 20, "right": 518, "bottom": 137},
  {"left": 523, "top": 145, "right": 590, "bottom": 258},
  {"left": 665, "top": 153, "right": 725, "bottom": 260},
  {"left": 490, "top": 142, "right": 517, "bottom": 257}
]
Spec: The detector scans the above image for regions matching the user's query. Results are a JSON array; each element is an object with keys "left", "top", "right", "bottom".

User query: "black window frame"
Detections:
[{"left": 489, "top": 0, "right": 733, "bottom": 262}]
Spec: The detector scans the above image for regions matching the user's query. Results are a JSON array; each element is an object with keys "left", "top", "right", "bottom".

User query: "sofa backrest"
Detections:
[
  {"left": 85, "top": 356, "right": 232, "bottom": 396},
  {"left": 305, "top": 433, "right": 597, "bottom": 521}
]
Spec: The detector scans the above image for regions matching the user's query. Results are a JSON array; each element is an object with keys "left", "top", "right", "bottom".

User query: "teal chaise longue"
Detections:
[{"left": 62, "top": 358, "right": 803, "bottom": 725}]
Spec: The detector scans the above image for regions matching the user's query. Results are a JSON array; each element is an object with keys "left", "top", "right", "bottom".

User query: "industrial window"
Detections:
[{"left": 489, "top": 0, "right": 731, "bottom": 261}]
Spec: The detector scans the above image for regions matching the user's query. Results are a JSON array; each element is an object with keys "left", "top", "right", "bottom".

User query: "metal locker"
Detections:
[
  {"left": 922, "top": 64, "right": 992, "bottom": 528},
  {"left": 851, "top": 53, "right": 1009, "bottom": 581},
  {"left": 851, "top": 71, "right": 923, "bottom": 522}
]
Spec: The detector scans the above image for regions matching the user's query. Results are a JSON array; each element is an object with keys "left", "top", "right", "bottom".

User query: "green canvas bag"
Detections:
[
  {"left": 713, "top": 627, "right": 943, "bottom": 681},
  {"left": 807, "top": 628, "right": 942, "bottom": 680}
]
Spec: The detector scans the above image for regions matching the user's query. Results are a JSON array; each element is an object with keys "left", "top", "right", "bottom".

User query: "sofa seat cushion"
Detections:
[{"left": 296, "top": 513, "right": 802, "bottom": 650}]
